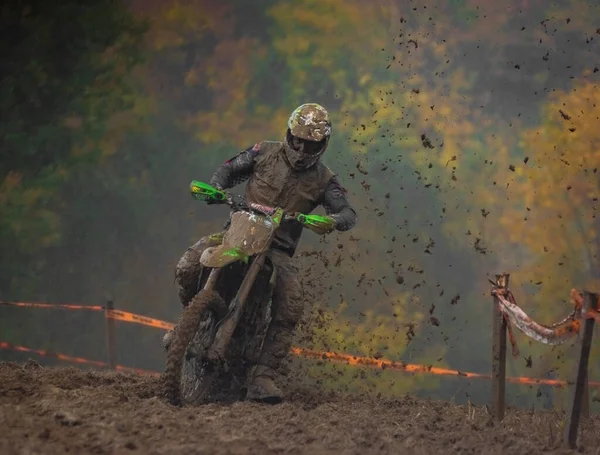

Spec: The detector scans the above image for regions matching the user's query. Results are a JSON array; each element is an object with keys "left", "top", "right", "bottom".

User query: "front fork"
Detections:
[
  {"left": 204, "top": 251, "right": 268, "bottom": 363},
  {"left": 202, "top": 266, "right": 222, "bottom": 293}
]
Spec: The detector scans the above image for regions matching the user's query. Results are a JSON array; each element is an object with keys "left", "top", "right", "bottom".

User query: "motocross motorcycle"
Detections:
[{"left": 163, "top": 181, "right": 335, "bottom": 406}]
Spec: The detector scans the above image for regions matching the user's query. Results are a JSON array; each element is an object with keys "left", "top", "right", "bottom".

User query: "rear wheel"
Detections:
[{"left": 163, "top": 289, "right": 224, "bottom": 406}]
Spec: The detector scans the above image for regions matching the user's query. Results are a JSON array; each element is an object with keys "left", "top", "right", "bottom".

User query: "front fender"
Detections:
[{"left": 200, "top": 245, "right": 249, "bottom": 268}]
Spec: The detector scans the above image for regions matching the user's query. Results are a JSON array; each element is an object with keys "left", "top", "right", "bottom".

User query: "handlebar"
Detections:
[
  {"left": 189, "top": 180, "right": 336, "bottom": 232},
  {"left": 190, "top": 180, "right": 284, "bottom": 216}
]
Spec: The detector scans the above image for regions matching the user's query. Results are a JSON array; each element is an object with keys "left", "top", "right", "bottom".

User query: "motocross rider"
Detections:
[{"left": 167, "top": 103, "right": 357, "bottom": 404}]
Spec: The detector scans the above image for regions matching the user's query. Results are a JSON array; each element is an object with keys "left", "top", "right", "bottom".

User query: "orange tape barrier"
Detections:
[
  {"left": 0, "top": 300, "right": 173, "bottom": 330},
  {"left": 106, "top": 309, "right": 175, "bottom": 331},
  {"left": 291, "top": 347, "right": 600, "bottom": 389},
  {"left": 2, "top": 340, "right": 596, "bottom": 390},
  {"left": 3, "top": 299, "right": 600, "bottom": 389},
  {"left": 0, "top": 342, "right": 159, "bottom": 376},
  {"left": 0, "top": 301, "right": 104, "bottom": 311}
]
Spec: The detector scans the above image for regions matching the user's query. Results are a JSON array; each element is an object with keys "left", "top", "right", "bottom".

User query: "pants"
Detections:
[{"left": 174, "top": 235, "right": 304, "bottom": 372}]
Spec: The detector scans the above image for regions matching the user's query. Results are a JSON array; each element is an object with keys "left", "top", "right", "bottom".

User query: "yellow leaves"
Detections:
[
  {"left": 309, "top": 296, "right": 421, "bottom": 359},
  {"left": 267, "top": 108, "right": 290, "bottom": 137},
  {"left": 290, "top": 7, "right": 337, "bottom": 33},
  {"left": 187, "top": 35, "right": 287, "bottom": 146},
  {"left": 268, "top": 0, "right": 388, "bottom": 77},
  {"left": 485, "top": 77, "right": 600, "bottom": 336},
  {"left": 203, "top": 37, "right": 255, "bottom": 96},
  {"left": 299, "top": 292, "right": 439, "bottom": 396},
  {"left": 525, "top": 80, "right": 600, "bottom": 190},
  {"left": 273, "top": 34, "right": 311, "bottom": 55},
  {"left": 358, "top": 74, "right": 371, "bottom": 86},
  {"left": 539, "top": 84, "right": 600, "bottom": 172}
]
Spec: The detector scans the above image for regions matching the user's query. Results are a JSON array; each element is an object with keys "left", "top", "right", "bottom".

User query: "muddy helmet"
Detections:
[{"left": 284, "top": 103, "right": 332, "bottom": 170}]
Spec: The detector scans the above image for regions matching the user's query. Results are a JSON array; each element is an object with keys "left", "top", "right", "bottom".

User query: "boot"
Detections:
[{"left": 246, "top": 365, "right": 283, "bottom": 404}]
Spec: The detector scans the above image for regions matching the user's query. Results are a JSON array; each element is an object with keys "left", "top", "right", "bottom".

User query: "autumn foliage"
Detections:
[{"left": 1, "top": 0, "right": 599, "bottom": 407}]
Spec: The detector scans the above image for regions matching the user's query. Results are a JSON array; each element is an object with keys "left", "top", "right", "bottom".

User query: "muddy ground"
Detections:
[{"left": 1, "top": 361, "right": 599, "bottom": 455}]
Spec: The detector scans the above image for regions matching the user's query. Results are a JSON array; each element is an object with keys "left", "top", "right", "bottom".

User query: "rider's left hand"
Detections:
[{"left": 297, "top": 214, "right": 337, "bottom": 235}]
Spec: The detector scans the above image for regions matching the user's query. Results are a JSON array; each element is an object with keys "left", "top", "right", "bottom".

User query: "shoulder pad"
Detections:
[{"left": 224, "top": 142, "right": 262, "bottom": 164}]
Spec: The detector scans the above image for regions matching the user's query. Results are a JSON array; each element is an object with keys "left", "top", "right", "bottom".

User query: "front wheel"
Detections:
[{"left": 163, "top": 289, "right": 224, "bottom": 406}]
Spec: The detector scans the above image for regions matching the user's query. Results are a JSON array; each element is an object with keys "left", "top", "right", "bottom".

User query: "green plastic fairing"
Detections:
[
  {"left": 271, "top": 208, "right": 284, "bottom": 226},
  {"left": 297, "top": 214, "right": 336, "bottom": 230},
  {"left": 222, "top": 247, "right": 249, "bottom": 264},
  {"left": 190, "top": 180, "right": 227, "bottom": 202}
]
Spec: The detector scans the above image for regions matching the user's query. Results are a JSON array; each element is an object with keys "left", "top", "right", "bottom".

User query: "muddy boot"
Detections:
[{"left": 246, "top": 365, "right": 283, "bottom": 404}]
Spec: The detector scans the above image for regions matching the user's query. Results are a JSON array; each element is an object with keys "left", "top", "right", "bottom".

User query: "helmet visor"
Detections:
[{"left": 289, "top": 133, "right": 326, "bottom": 156}]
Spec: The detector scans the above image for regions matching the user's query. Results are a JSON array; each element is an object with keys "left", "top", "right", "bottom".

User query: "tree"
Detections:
[{"left": 0, "top": 0, "right": 146, "bottom": 296}]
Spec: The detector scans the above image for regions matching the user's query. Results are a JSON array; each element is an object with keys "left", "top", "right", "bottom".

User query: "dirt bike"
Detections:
[{"left": 163, "top": 180, "right": 335, "bottom": 406}]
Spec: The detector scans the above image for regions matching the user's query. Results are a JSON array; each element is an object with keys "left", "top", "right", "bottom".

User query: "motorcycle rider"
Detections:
[{"left": 167, "top": 103, "right": 357, "bottom": 404}]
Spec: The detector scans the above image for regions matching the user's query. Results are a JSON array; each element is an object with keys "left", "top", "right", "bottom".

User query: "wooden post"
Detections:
[
  {"left": 582, "top": 372, "right": 590, "bottom": 419},
  {"left": 491, "top": 273, "right": 509, "bottom": 421},
  {"left": 105, "top": 299, "right": 117, "bottom": 370},
  {"left": 563, "top": 291, "right": 598, "bottom": 449}
]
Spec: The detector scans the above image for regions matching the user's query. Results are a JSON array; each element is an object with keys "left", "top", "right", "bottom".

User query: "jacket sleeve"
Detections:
[
  {"left": 322, "top": 176, "right": 357, "bottom": 231},
  {"left": 210, "top": 143, "right": 261, "bottom": 190}
]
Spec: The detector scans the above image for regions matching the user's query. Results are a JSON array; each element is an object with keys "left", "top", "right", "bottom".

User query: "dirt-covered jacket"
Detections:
[{"left": 210, "top": 141, "right": 357, "bottom": 256}]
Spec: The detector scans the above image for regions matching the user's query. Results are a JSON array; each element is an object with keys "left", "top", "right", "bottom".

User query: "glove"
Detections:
[
  {"left": 191, "top": 180, "right": 227, "bottom": 205},
  {"left": 206, "top": 182, "right": 226, "bottom": 205},
  {"left": 296, "top": 213, "right": 337, "bottom": 235}
]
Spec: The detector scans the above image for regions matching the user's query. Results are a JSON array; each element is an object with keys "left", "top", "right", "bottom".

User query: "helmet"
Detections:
[{"left": 284, "top": 103, "right": 332, "bottom": 170}]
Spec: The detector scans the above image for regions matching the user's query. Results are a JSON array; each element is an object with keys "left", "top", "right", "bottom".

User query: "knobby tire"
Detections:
[{"left": 164, "top": 289, "right": 221, "bottom": 406}]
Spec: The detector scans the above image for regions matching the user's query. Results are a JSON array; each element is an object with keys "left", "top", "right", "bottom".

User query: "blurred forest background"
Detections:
[{"left": 1, "top": 0, "right": 599, "bottom": 410}]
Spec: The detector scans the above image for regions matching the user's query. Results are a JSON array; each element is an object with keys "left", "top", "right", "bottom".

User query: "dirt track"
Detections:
[{"left": 1, "top": 361, "right": 599, "bottom": 455}]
